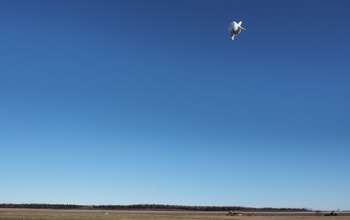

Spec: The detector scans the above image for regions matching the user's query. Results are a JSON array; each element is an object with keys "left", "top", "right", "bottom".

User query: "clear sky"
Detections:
[{"left": 1, "top": 0, "right": 349, "bottom": 211}]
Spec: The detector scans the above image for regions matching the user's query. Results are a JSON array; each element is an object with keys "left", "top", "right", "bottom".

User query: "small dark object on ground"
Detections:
[
  {"left": 325, "top": 211, "right": 338, "bottom": 216},
  {"left": 227, "top": 211, "right": 243, "bottom": 216}
]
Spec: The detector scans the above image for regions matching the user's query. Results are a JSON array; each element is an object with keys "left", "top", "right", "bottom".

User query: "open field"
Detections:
[{"left": 1, "top": 209, "right": 350, "bottom": 220}]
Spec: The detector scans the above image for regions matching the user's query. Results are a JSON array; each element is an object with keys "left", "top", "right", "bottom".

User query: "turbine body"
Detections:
[{"left": 228, "top": 21, "right": 246, "bottom": 40}]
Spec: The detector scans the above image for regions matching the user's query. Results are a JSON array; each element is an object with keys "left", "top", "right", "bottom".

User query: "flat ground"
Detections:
[{"left": 1, "top": 209, "right": 350, "bottom": 220}]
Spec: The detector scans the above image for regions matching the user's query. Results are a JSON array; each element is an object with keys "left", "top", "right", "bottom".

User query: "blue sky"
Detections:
[{"left": 1, "top": 0, "right": 349, "bottom": 211}]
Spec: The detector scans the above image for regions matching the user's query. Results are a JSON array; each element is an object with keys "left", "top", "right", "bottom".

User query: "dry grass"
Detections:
[{"left": 1, "top": 209, "right": 350, "bottom": 220}]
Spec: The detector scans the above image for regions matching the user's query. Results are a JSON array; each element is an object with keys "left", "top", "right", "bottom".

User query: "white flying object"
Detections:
[{"left": 228, "top": 21, "right": 246, "bottom": 40}]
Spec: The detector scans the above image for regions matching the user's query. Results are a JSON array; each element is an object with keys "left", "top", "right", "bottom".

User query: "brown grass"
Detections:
[{"left": 1, "top": 209, "right": 350, "bottom": 220}]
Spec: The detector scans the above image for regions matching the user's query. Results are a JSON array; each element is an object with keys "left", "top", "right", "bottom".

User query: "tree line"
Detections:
[{"left": 0, "top": 203, "right": 309, "bottom": 212}]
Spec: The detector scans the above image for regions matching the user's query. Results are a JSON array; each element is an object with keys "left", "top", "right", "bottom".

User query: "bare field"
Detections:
[{"left": 1, "top": 209, "right": 350, "bottom": 220}]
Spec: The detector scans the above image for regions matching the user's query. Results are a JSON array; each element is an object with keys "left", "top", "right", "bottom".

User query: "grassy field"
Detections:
[{"left": 1, "top": 209, "right": 350, "bottom": 220}]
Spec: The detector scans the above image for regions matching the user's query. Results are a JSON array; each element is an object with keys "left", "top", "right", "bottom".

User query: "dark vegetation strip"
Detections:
[{"left": 0, "top": 203, "right": 309, "bottom": 212}]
